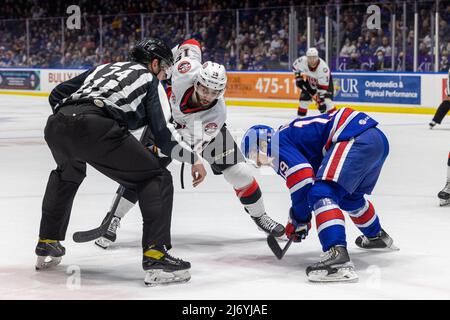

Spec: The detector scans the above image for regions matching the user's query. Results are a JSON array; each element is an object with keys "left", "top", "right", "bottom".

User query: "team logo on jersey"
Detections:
[
  {"left": 323, "top": 68, "right": 328, "bottom": 73},
  {"left": 359, "top": 117, "right": 369, "bottom": 125},
  {"left": 204, "top": 122, "right": 218, "bottom": 135},
  {"left": 178, "top": 61, "right": 191, "bottom": 74}
]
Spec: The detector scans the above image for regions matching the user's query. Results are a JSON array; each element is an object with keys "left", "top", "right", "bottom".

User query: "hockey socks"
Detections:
[
  {"left": 313, "top": 198, "right": 347, "bottom": 252},
  {"left": 347, "top": 200, "right": 381, "bottom": 238},
  {"left": 111, "top": 187, "right": 138, "bottom": 219},
  {"left": 234, "top": 178, "right": 265, "bottom": 217}
]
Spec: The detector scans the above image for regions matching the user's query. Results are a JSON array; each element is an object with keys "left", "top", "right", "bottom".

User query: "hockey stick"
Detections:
[
  {"left": 267, "top": 234, "right": 294, "bottom": 260},
  {"left": 72, "top": 127, "right": 149, "bottom": 243},
  {"left": 180, "top": 162, "right": 185, "bottom": 189},
  {"left": 73, "top": 186, "right": 125, "bottom": 243}
]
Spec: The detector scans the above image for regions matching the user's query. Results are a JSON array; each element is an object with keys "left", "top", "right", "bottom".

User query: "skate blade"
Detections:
[
  {"left": 35, "top": 256, "right": 62, "bottom": 270},
  {"left": 144, "top": 269, "right": 191, "bottom": 287},
  {"left": 95, "top": 237, "right": 112, "bottom": 249},
  {"left": 356, "top": 237, "right": 400, "bottom": 251},
  {"left": 257, "top": 227, "right": 285, "bottom": 239},
  {"left": 308, "top": 264, "right": 359, "bottom": 283},
  {"left": 439, "top": 199, "right": 450, "bottom": 207}
]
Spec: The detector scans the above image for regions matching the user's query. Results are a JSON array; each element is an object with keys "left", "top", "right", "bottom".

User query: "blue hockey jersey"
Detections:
[{"left": 270, "top": 107, "right": 380, "bottom": 220}]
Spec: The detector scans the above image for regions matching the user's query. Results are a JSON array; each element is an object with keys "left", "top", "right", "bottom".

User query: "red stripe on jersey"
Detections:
[
  {"left": 166, "top": 86, "right": 172, "bottom": 99},
  {"left": 325, "top": 141, "right": 349, "bottom": 180},
  {"left": 180, "top": 86, "right": 194, "bottom": 108},
  {"left": 316, "top": 208, "right": 345, "bottom": 226},
  {"left": 351, "top": 202, "right": 376, "bottom": 225},
  {"left": 324, "top": 108, "right": 353, "bottom": 152},
  {"left": 448, "top": 152, "right": 450, "bottom": 159},
  {"left": 318, "top": 84, "right": 329, "bottom": 90},
  {"left": 235, "top": 179, "right": 259, "bottom": 198},
  {"left": 337, "top": 108, "right": 354, "bottom": 129},
  {"left": 286, "top": 168, "right": 314, "bottom": 189}
]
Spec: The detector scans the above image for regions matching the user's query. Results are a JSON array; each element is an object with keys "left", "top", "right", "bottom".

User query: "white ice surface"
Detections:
[{"left": 0, "top": 95, "right": 449, "bottom": 299}]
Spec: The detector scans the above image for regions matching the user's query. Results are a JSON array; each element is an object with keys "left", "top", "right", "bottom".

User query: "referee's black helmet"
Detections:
[{"left": 130, "top": 38, "right": 174, "bottom": 67}]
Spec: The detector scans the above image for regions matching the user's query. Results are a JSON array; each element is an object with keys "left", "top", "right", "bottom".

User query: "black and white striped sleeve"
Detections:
[
  {"left": 48, "top": 68, "right": 93, "bottom": 112},
  {"left": 145, "top": 80, "right": 200, "bottom": 164}
]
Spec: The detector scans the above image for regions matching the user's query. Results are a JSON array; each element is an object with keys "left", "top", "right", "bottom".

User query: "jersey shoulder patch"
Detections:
[
  {"left": 178, "top": 61, "right": 191, "bottom": 74},
  {"left": 204, "top": 122, "right": 219, "bottom": 135}
]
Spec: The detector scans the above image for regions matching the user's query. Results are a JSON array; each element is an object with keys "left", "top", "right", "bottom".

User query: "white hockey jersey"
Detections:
[
  {"left": 169, "top": 43, "right": 227, "bottom": 153},
  {"left": 292, "top": 56, "right": 331, "bottom": 94}
]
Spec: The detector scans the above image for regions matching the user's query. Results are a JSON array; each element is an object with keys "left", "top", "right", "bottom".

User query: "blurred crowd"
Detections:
[{"left": 0, "top": 0, "right": 449, "bottom": 72}]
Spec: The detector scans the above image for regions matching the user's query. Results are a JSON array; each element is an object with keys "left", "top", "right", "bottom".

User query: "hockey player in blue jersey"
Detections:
[{"left": 241, "top": 107, "right": 398, "bottom": 282}]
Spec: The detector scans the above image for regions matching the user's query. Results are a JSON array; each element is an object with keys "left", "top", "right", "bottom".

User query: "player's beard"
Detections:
[{"left": 195, "top": 91, "right": 212, "bottom": 107}]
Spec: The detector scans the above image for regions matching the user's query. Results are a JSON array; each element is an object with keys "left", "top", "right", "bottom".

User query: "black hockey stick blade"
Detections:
[
  {"left": 267, "top": 234, "right": 294, "bottom": 260},
  {"left": 73, "top": 210, "right": 114, "bottom": 243},
  {"left": 73, "top": 185, "right": 126, "bottom": 243}
]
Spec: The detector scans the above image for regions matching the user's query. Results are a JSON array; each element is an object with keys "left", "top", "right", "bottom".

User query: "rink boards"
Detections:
[{"left": 0, "top": 68, "right": 448, "bottom": 115}]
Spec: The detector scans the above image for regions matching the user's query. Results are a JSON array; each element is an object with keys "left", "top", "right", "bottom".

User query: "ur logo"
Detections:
[{"left": 340, "top": 78, "right": 359, "bottom": 94}]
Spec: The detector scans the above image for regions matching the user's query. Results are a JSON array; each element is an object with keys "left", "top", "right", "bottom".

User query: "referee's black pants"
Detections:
[{"left": 39, "top": 103, "right": 174, "bottom": 248}]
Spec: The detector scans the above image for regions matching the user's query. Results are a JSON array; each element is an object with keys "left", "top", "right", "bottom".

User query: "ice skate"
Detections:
[
  {"left": 95, "top": 216, "right": 121, "bottom": 249},
  {"left": 429, "top": 121, "right": 437, "bottom": 129},
  {"left": 252, "top": 213, "right": 285, "bottom": 237},
  {"left": 142, "top": 245, "right": 191, "bottom": 286},
  {"left": 35, "top": 239, "right": 65, "bottom": 270},
  {"left": 355, "top": 228, "right": 399, "bottom": 250},
  {"left": 438, "top": 182, "right": 450, "bottom": 206},
  {"left": 306, "top": 246, "right": 358, "bottom": 283}
]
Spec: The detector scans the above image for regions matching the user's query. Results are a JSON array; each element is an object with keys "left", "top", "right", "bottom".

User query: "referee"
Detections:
[{"left": 35, "top": 38, "right": 206, "bottom": 286}]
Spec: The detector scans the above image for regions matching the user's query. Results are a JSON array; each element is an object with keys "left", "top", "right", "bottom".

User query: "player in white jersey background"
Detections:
[
  {"left": 93, "top": 39, "right": 285, "bottom": 249},
  {"left": 293, "top": 47, "right": 336, "bottom": 117},
  {"left": 429, "top": 68, "right": 450, "bottom": 129},
  {"left": 438, "top": 151, "right": 450, "bottom": 206}
]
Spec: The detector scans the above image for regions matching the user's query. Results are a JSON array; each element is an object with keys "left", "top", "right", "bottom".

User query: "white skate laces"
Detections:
[
  {"left": 255, "top": 214, "right": 278, "bottom": 231},
  {"left": 107, "top": 216, "right": 121, "bottom": 233}
]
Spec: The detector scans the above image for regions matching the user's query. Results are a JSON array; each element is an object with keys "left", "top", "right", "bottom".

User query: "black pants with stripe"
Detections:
[{"left": 40, "top": 103, "right": 174, "bottom": 248}]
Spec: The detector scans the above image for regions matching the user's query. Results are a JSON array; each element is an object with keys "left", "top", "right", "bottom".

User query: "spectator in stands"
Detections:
[
  {"left": 366, "top": 37, "right": 380, "bottom": 56},
  {"left": 270, "top": 34, "right": 282, "bottom": 54},
  {"left": 265, "top": 51, "right": 282, "bottom": 70},
  {"left": 253, "top": 53, "right": 267, "bottom": 70},
  {"left": 313, "top": 30, "right": 325, "bottom": 56},
  {"left": 340, "top": 38, "right": 356, "bottom": 57},
  {"left": 376, "top": 36, "right": 392, "bottom": 57},
  {"left": 298, "top": 35, "right": 307, "bottom": 57},
  {"left": 440, "top": 51, "right": 449, "bottom": 71},
  {"left": 372, "top": 49, "right": 390, "bottom": 71},
  {"left": 347, "top": 52, "right": 361, "bottom": 70},
  {"left": 355, "top": 36, "right": 368, "bottom": 56}
]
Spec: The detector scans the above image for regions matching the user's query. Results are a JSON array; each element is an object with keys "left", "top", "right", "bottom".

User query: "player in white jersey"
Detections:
[
  {"left": 438, "top": 151, "right": 450, "bottom": 206},
  {"left": 93, "top": 39, "right": 285, "bottom": 249},
  {"left": 292, "top": 47, "right": 336, "bottom": 117},
  {"left": 429, "top": 68, "right": 450, "bottom": 129}
]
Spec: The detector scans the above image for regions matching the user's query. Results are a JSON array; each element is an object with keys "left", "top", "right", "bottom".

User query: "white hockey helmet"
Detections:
[
  {"left": 195, "top": 61, "right": 227, "bottom": 96},
  {"left": 306, "top": 47, "right": 319, "bottom": 57},
  {"left": 306, "top": 47, "right": 319, "bottom": 68}
]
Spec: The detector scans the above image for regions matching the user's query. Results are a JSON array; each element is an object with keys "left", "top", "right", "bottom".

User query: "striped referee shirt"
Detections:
[{"left": 48, "top": 61, "right": 198, "bottom": 164}]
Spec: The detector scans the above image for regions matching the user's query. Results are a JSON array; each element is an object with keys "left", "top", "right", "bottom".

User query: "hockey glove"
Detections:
[{"left": 285, "top": 208, "right": 311, "bottom": 242}]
